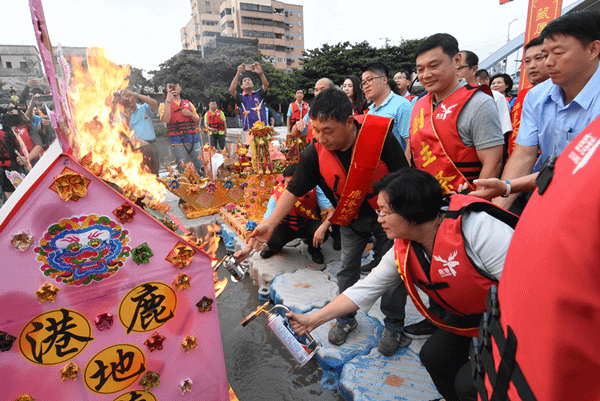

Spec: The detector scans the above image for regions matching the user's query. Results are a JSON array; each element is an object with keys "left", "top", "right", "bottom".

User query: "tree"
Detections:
[
  {"left": 127, "top": 67, "right": 151, "bottom": 94},
  {"left": 290, "top": 38, "right": 425, "bottom": 90},
  {"left": 149, "top": 46, "right": 296, "bottom": 113}
]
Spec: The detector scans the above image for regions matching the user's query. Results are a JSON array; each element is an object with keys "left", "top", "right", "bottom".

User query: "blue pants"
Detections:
[
  {"left": 338, "top": 215, "right": 407, "bottom": 332},
  {"left": 171, "top": 141, "right": 203, "bottom": 175}
]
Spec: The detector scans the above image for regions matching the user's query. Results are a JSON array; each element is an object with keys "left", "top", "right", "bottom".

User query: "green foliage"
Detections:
[
  {"left": 147, "top": 38, "right": 425, "bottom": 113},
  {"left": 128, "top": 67, "right": 151, "bottom": 94},
  {"left": 291, "top": 38, "right": 425, "bottom": 89}
]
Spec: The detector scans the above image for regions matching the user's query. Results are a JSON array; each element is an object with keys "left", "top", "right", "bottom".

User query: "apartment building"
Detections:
[{"left": 181, "top": 0, "right": 304, "bottom": 71}]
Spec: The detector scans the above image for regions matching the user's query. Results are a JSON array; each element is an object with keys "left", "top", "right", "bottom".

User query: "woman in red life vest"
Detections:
[
  {"left": 286, "top": 169, "right": 518, "bottom": 401},
  {"left": 342, "top": 75, "right": 367, "bottom": 115}
]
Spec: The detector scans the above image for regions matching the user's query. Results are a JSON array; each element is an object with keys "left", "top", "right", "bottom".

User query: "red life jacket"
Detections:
[
  {"left": 411, "top": 84, "right": 490, "bottom": 194},
  {"left": 0, "top": 126, "right": 36, "bottom": 167},
  {"left": 289, "top": 101, "right": 309, "bottom": 127},
  {"left": 206, "top": 109, "right": 225, "bottom": 132},
  {"left": 395, "top": 194, "right": 517, "bottom": 336},
  {"left": 474, "top": 116, "right": 600, "bottom": 401},
  {"left": 305, "top": 119, "right": 314, "bottom": 143},
  {"left": 166, "top": 100, "right": 198, "bottom": 137},
  {"left": 315, "top": 114, "right": 391, "bottom": 226},
  {"left": 273, "top": 183, "right": 320, "bottom": 230}
]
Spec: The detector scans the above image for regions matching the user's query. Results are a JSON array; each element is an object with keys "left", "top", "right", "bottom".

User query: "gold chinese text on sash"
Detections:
[{"left": 330, "top": 114, "right": 391, "bottom": 226}]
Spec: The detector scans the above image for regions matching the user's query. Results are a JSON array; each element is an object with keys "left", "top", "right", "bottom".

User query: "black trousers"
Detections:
[
  {"left": 419, "top": 314, "right": 480, "bottom": 401},
  {"left": 266, "top": 220, "right": 328, "bottom": 253},
  {"left": 209, "top": 134, "right": 226, "bottom": 150}
]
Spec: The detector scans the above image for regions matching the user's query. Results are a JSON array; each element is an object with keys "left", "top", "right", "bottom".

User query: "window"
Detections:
[
  {"left": 6, "top": 62, "right": 12, "bottom": 68},
  {"left": 240, "top": 3, "right": 259, "bottom": 11},
  {"left": 242, "top": 29, "right": 275, "bottom": 38},
  {"left": 205, "top": 1, "right": 210, "bottom": 4},
  {"left": 20, "top": 62, "right": 27, "bottom": 69}
]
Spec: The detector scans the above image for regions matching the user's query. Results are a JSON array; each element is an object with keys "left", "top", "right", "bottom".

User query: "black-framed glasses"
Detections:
[{"left": 361, "top": 75, "right": 384, "bottom": 88}]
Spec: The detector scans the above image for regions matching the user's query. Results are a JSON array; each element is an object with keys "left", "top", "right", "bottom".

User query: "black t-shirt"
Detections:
[{"left": 287, "top": 121, "right": 408, "bottom": 218}]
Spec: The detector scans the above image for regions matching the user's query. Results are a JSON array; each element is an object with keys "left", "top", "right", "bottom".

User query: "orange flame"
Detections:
[
  {"left": 202, "top": 223, "right": 228, "bottom": 297},
  {"left": 68, "top": 48, "right": 165, "bottom": 202}
]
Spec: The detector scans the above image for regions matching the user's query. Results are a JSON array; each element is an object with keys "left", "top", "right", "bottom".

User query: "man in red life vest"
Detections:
[
  {"left": 290, "top": 78, "right": 333, "bottom": 144},
  {"left": 237, "top": 88, "right": 411, "bottom": 356},
  {"left": 260, "top": 163, "right": 335, "bottom": 264},
  {"left": 287, "top": 89, "right": 309, "bottom": 135},
  {"left": 159, "top": 77, "right": 202, "bottom": 175},
  {"left": 285, "top": 168, "right": 517, "bottom": 401},
  {"left": 468, "top": 11, "right": 600, "bottom": 208},
  {"left": 404, "top": 33, "right": 505, "bottom": 341},
  {"left": 204, "top": 100, "right": 227, "bottom": 151}
]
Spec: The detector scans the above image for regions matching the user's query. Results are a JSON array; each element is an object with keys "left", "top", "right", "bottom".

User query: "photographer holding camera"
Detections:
[
  {"left": 229, "top": 62, "right": 269, "bottom": 131},
  {"left": 159, "top": 77, "right": 203, "bottom": 175}
]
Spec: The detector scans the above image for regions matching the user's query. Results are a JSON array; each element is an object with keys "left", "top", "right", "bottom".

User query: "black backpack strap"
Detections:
[{"left": 472, "top": 286, "right": 538, "bottom": 401}]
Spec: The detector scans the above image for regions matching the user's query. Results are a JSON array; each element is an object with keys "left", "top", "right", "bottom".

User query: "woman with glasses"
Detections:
[
  {"left": 286, "top": 168, "right": 518, "bottom": 401},
  {"left": 342, "top": 75, "right": 368, "bottom": 115}
]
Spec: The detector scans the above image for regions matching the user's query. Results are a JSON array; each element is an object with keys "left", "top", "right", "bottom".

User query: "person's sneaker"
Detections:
[
  {"left": 328, "top": 319, "right": 358, "bottom": 345},
  {"left": 332, "top": 236, "right": 341, "bottom": 251},
  {"left": 403, "top": 319, "right": 437, "bottom": 339},
  {"left": 260, "top": 246, "right": 277, "bottom": 259},
  {"left": 360, "top": 259, "right": 379, "bottom": 274},
  {"left": 308, "top": 246, "right": 324, "bottom": 264},
  {"left": 377, "top": 328, "right": 412, "bottom": 356}
]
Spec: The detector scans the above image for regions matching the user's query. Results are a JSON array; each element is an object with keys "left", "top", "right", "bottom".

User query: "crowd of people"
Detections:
[
  {"left": 234, "top": 10, "right": 600, "bottom": 401},
  {"left": 1, "top": 8, "right": 599, "bottom": 400}
]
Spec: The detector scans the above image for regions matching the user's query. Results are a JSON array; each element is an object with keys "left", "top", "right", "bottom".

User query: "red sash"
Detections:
[
  {"left": 411, "top": 85, "right": 487, "bottom": 194},
  {"left": 316, "top": 114, "right": 391, "bottom": 226},
  {"left": 508, "top": 88, "right": 529, "bottom": 156}
]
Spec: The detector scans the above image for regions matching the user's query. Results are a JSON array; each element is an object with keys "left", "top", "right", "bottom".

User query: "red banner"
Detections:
[{"left": 519, "top": 0, "right": 563, "bottom": 91}]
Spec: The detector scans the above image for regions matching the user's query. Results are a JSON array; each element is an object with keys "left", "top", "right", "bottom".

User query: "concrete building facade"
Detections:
[{"left": 181, "top": 0, "right": 304, "bottom": 71}]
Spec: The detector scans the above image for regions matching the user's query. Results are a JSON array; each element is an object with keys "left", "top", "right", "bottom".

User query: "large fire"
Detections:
[{"left": 67, "top": 48, "right": 165, "bottom": 203}]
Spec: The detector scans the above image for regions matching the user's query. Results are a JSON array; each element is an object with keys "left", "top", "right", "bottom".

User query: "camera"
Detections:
[{"left": 0, "top": 104, "right": 23, "bottom": 130}]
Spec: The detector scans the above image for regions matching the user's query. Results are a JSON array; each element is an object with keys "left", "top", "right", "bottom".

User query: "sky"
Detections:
[{"left": 3, "top": 0, "right": 579, "bottom": 76}]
